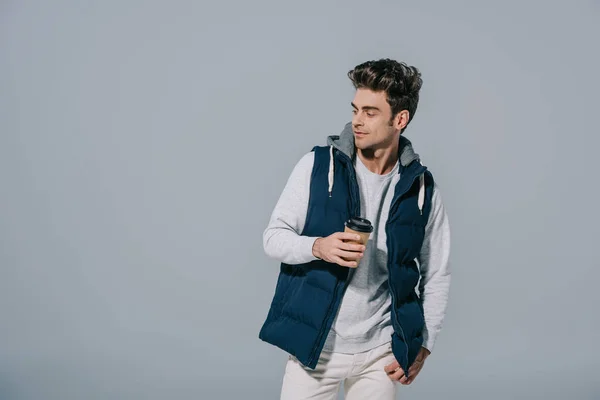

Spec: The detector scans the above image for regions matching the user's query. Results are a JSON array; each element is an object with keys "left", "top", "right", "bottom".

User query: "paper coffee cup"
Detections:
[{"left": 343, "top": 217, "right": 373, "bottom": 246}]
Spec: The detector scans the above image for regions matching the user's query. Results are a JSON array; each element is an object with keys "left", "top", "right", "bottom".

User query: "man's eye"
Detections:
[
  {"left": 352, "top": 109, "right": 357, "bottom": 115},
  {"left": 366, "top": 112, "right": 375, "bottom": 117}
]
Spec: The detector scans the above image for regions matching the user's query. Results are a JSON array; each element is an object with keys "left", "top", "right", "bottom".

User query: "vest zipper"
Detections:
[
  {"left": 307, "top": 151, "right": 360, "bottom": 367},
  {"left": 385, "top": 166, "right": 426, "bottom": 375},
  {"left": 386, "top": 236, "right": 409, "bottom": 371}
]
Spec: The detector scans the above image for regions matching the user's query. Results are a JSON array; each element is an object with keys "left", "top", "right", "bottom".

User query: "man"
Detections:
[{"left": 259, "top": 59, "right": 451, "bottom": 399}]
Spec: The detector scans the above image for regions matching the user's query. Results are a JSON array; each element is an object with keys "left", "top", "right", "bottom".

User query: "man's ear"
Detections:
[{"left": 393, "top": 110, "right": 410, "bottom": 131}]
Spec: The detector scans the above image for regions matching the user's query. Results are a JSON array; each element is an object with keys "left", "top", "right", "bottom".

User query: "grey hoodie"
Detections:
[
  {"left": 327, "top": 122, "right": 420, "bottom": 166},
  {"left": 263, "top": 123, "right": 451, "bottom": 353}
]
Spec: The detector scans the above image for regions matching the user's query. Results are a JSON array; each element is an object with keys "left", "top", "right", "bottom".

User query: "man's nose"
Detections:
[{"left": 352, "top": 114, "right": 364, "bottom": 128}]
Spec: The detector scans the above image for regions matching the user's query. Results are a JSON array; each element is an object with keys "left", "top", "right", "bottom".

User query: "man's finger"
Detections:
[
  {"left": 335, "top": 249, "right": 364, "bottom": 261},
  {"left": 336, "top": 232, "right": 362, "bottom": 242},
  {"left": 384, "top": 361, "right": 400, "bottom": 374},
  {"left": 339, "top": 242, "right": 366, "bottom": 252},
  {"left": 408, "top": 358, "right": 424, "bottom": 375},
  {"left": 332, "top": 256, "right": 358, "bottom": 268},
  {"left": 405, "top": 364, "right": 422, "bottom": 385},
  {"left": 389, "top": 369, "right": 405, "bottom": 381},
  {"left": 385, "top": 362, "right": 406, "bottom": 381},
  {"left": 405, "top": 372, "right": 417, "bottom": 385}
]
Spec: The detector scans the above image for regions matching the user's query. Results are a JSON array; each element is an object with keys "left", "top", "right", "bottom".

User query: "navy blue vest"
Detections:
[{"left": 259, "top": 145, "right": 434, "bottom": 375}]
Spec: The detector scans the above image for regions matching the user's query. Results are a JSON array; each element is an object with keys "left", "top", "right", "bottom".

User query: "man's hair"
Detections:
[{"left": 348, "top": 59, "right": 423, "bottom": 131}]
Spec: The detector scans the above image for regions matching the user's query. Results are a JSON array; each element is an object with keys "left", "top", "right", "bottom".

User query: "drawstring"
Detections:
[
  {"left": 417, "top": 173, "right": 425, "bottom": 215},
  {"left": 328, "top": 145, "right": 334, "bottom": 197}
]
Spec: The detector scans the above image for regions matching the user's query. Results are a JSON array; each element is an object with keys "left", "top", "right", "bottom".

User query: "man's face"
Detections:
[{"left": 351, "top": 88, "right": 406, "bottom": 151}]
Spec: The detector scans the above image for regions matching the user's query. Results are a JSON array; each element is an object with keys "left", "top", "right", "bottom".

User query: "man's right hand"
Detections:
[{"left": 312, "top": 232, "right": 366, "bottom": 268}]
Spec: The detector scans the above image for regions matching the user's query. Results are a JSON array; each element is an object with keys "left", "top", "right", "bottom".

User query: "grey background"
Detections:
[{"left": 1, "top": 0, "right": 599, "bottom": 399}]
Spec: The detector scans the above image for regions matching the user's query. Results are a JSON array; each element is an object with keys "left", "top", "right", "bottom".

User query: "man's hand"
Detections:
[
  {"left": 384, "top": 347, "right": 431, "bottom": 385},
  {"left": 312, "top": 232, "right": 365, "bottom": 268}
]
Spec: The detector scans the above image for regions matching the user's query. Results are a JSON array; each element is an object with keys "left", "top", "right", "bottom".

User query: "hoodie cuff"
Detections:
[
  {"left": 294, "top": 236, "right": 320, "bottom": 263},
  {"left": 421, "top": 330, "right": 436, "bottom": 353}
]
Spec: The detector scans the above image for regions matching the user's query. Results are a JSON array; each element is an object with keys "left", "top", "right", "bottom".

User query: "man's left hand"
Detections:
[{"left": 384, "top": 347, "right": 431, "bottom": 385}]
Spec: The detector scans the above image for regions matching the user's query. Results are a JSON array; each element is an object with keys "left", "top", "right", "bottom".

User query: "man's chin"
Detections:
[
  {"left": 354, "top": 138, "right": 366, "bottom": 147},
  {"left": 354, "top": 141, "right": 371, "bottom": 150}
]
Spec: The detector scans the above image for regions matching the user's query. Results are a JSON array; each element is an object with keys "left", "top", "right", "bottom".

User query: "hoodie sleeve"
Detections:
[
  {"left": 418, "top": 183, "right": 451, "bottom": 353},
  {"left": 262, "top": 152, "right": 320, "bottom": 265}
]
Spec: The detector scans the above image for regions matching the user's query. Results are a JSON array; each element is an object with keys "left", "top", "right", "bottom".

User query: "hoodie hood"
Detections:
[
  {"left": 324, "top": 122, "right": 426, "bottom": 214},
  {"left": 326, "top": 122, "right": 420, "bottom": 167}
]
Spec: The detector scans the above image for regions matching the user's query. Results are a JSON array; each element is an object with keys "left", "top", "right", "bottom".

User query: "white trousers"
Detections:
[{"left": 280, "top": 342, "right": 397, "bottom": 400}]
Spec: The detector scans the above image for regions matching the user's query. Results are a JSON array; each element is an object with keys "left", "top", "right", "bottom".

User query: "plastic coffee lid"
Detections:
[{"left": 345, "top": 217, "right": 373, "bottom": 233}]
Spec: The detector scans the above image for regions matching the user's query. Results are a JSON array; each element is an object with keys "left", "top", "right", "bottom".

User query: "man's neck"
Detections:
[{"left": 356, "top": 142, "right": 400, "bottom": 175}]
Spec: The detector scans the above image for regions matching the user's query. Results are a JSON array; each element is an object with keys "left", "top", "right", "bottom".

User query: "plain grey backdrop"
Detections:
[{"left": 1, "top": 0, "right": 599, "bottom": 399}]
